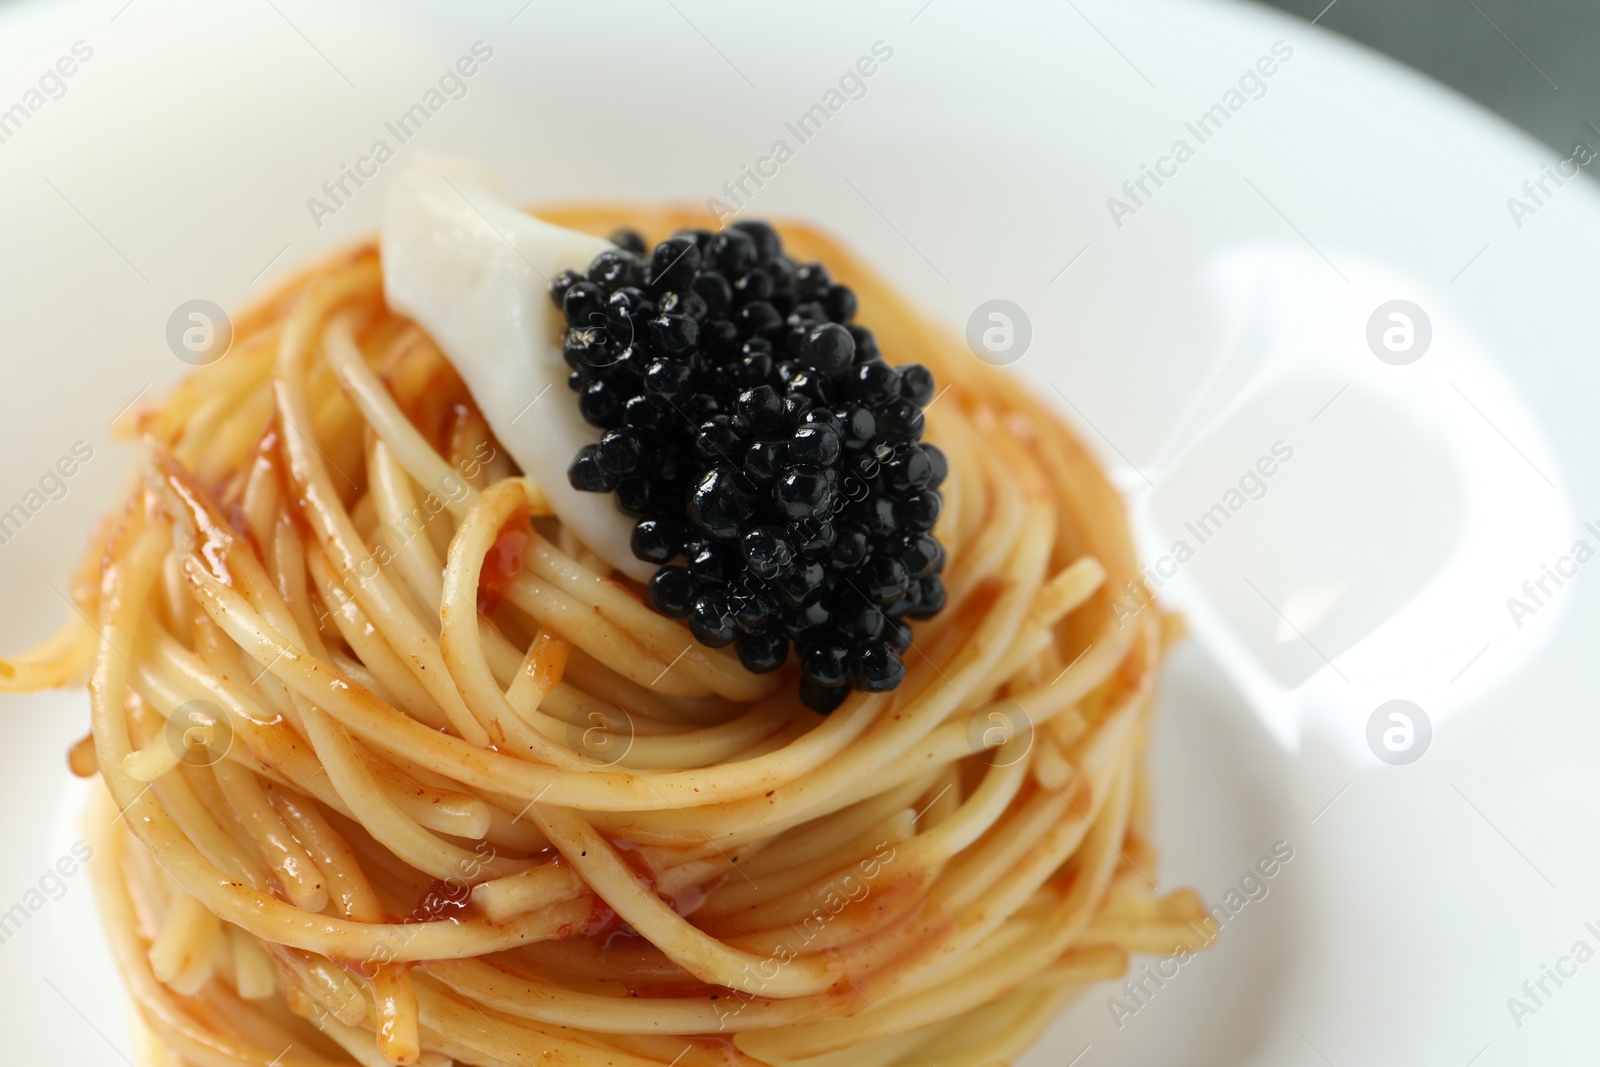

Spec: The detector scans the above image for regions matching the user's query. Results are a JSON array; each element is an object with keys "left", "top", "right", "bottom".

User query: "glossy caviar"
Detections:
[{"left": 558, "top": 220, "right": 946, "bottom": 712}]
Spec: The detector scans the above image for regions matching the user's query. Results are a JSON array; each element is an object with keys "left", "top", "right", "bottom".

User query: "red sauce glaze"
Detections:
[
  {"left": 583, "top": 895, "right": 619, "bottom": 937},
  {"left": 609, "top": 838, "right": 659, "bottom": 889},
  {"left": 477, "top": 507, "right": 531, "bottom": 615}
]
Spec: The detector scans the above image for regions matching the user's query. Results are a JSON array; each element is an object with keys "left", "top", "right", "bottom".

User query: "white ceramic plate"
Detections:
[{"left": 2, "top": 1, "right": 1597, "bottom": 1063}]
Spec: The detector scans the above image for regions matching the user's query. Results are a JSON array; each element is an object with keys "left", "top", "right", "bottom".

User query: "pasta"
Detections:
[{"left": 8, "top": 207, "right": 1208, "bottom": 1067}]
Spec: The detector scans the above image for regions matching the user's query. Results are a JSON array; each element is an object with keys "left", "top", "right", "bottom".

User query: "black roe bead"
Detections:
[
  {"left": 883, "top": 445, "right": 934, "bottom": 492},
  {"left": 851, "top": 361, "right": 902, "bottom": 407},
  {"left": 783, "top": 597, "right": 832, "bottom": 638},
  {"left": 786, "top": 368, "right": 832, "bottom": 405},
  {"left": 738, "top": 351, "right": 776, "bottom": 388},
  {"left": 736, "top": 385, "right": 785, "bottom": 435},
  {"left": 692, "top": 271, "right": 734, "bottom": 317},
  {"left": 734, "top": 587, "right": 781, "bottom": 633},
  {"left": 605, "top": 289, "right": 652, "bottom": 345},
  {"left": 568, "top": 445, "right": 618, "bottom": 493},
  {"left": 650, "top": 313, "right": 700, "bottom": 355},
  {"left": 800, "top": 678, "right": 850, "bottom": 713},
  {"left": 596, "top": 429, "right": 642, "bottom": 475},
  {"left": 563, "top": 281, "right": 608, "bottom": 329},
  {"left": 860, "top": 555, "right": 911, "bottom": 606},
  {"left": 838, "top": 465, "right": 872, "bottom": 506},
  {"left": 703, "top": 363, "right": 739, "bottom": 400},
  {"left": 848, "top": 324, "right": 880, "bottom": 361},
  {"left": 615, "top": 476, "right": 655, "bottom": 517},
  {"left": 783, "top": 325, "right": 810, "bottom": 360},
  {"left": 789, "top": 381, "right": 827, "bottom": 413},
  {"left": 764, "top": 262, "right": 796, "bottom": 300},
  {"left": 564, "top": 327, "right": 611, "bottom": 369},
  {"left": 802, "top": 407, "right": 842, "bottom": 434},
  {"left": 883, "top": 580, "right": 922, "bottom": 620},
  {"left": 710, "top": 229, "right": 759, "bottom": 276},
  {"left": 833, "top": 598, "right": 886, "bottom": 644},
  {"left": 685, "top": 393, "right": 722, "bottom": 424},
  {"left": 801, "top": 323, "right": 856, "bottom": 377},
  {"left": 734, "top": 268, "right": 775, "bottom": 303},
  {"left": 877, "top": 399, "right": 926, "bottom": 440},
  {"left": 910, "top": 576, "right": 946, "bottom": 618},
  {"left": 852, "top": 642, "right": 904, "bottom": 692},
  {"left": 795, "top": 262, "right": 831, "bottom": 298},
  {"left": 787, "top": 303, "right": 827, "bottom": 333},
  {"left": 611, "top": 343, "right": 649, "bottom": 380},
  {"left": 898, "top": 532, "right": 943, "bottom": 579},
  {"left": 579, "top": 378, "right": 622, "bottom": 427},
  {"left": 631, "top": 518, "right": 681, "bottom": 564},
  {"left": 823, "top": 284, "right": 858, "bottom": 323},
  {"left": 703, "top": 318, "right": 742, "bottom": 359},
  {"left": 609, "top": 228, "right": 647, "bottom": 255},
  {"left": 924, "top": 444, "right": 949, "bottom": 488},
  {"left": 688, "top": 542, "right": 738, "bottom": 586},
  {"left": 622, "top": 394, "right": 669, "bottom": 433},
  {"left": 645, "top": 359, "right": 694, "bottom": 401},
  {"left": 886, "top": 619, "right": 913, "bottom": 654},
  {"left": 661, "top": 288, "right": 709, "bottom": 323},
  {"left": 801, "top": 642, "right": 850, "bottom": 687},
  {"left": 742, "top": 526, "right": 794, "bottom": 579},
  {"left": 831, "top": 528, "right": 870, "bottom": 570},
  {"left": 695, "top": 416, "right": 743, "bottom": 463},
  {"left": 775, "top": 560, "right": 826, "bottom": 607},
  {"left": 549, "top": 269, "right": 583, "bottom": 311},
  {"left": 648, "top": 235, "right": 701, "bottom": 289},
  {"left": 588, "top": 249, "right": 645, "bottom": 290},
  {"left": 743, "top": 439, "right": 785, "bottom": 485},
  {"left": 730, "top": 219, "right": 783, "bottom": 260},
  {"left": 649, "top": 566, "right": 696, "bottom": 617},
  {"left": 899, "top": 364, "right": 937, "bottom": 406},
  {"left": 737, "top": 629, "right": 789, "bottom": 673},
  {"left": 687, "top": 467, "right": 752, "bottom": 540},
  {"left": 765, "top": 257, "right": 797, "bottom": 299},
  {"left": 677, "top": 228, "right": 715, "bottom": 253},
  {"left": 850, "top": 496, "right": 898, "bottom": 540},
  {"left": 775, "top": 467, "right": 839, "bottom": 521},
  {"left": 651, "top": 445, "right": 690, "bottom": 485},
  {"left": 782, "top": 393, "right": 815, "bottom": 427},
  {"left": 837, "top": 405, "right": 877, "bottom": 451},
  {"left": 689, "top": 592, "right": 737, "bottom": 647},
  {"left": 789, "top": 423, "right": 841, "bottom": 467},
  {"left": 794, "top": 518, "right": 837, "bottom": 557},
  {"left": 900, "top": 489, "right": 942, "bottom": 531},
  {"left": 738, "top": 300, "right": 784, "bottom": 340}
]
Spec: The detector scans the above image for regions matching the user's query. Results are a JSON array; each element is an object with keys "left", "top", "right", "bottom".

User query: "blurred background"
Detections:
[{"left": 1263, "top": 0, "right": 1592, "bottom": 155}]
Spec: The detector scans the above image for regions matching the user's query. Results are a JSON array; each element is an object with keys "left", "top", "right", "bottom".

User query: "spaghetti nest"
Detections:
[{"left": 11, "top": 210, "right": 1209, "bottom": 1067}]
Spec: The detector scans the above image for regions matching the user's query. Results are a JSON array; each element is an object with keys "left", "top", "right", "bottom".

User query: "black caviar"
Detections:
[{"left": 558, "top": 221, "right": 947, "bottom": 712}]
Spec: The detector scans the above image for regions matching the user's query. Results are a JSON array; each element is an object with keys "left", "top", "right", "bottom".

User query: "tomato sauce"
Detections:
[{"left": 477, "top": 508, "right": 531, "bottom": 614}]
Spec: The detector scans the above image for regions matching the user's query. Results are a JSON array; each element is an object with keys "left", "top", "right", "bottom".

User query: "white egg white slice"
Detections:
[{"left": 380, "top": 154, "right": 653, "bottom": 581}]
